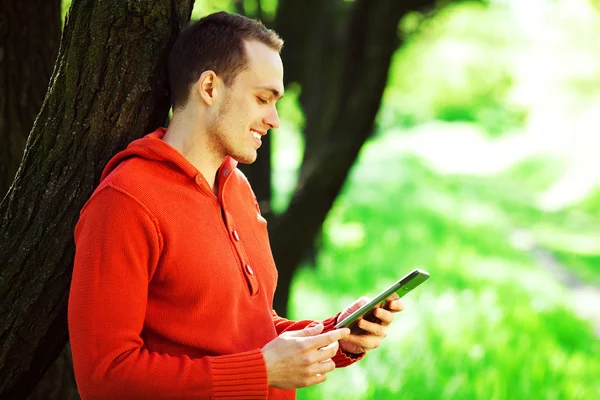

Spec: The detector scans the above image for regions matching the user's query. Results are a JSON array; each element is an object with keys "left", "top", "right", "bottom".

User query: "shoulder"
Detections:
[
  {"left": 101, "top": 157, "right": 174, "bottom": 194},
  {"left": 82, "top": 157, "right": 164, "bottom": 220},
  {"left": 232, "top": 168, "right": 260, "bottom": 206},
  {"left": 80, "top": 183, "right": 159, "bottom": 235},
  {"left": 225, "top": 168, "right": 265, "bottom": 217},
  {"left": 233, "top": 168, "right": 253, "bottom": 191},
  {"left": 76, "top": 182, "right": 163, "bottom": 250}
]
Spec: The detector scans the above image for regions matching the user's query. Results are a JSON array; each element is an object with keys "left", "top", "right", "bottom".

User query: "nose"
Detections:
[{"left": 264, "top": 105, "right": 280, "bottom": 130}]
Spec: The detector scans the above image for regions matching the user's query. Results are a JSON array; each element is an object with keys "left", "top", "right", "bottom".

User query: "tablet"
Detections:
[{"left": 334, "top": 268, "right": 430, "bottom": 330}]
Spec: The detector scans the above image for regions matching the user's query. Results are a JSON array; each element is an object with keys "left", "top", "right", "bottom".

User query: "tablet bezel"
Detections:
[{"left": 334, "top": 268, "right": 430, "bottom": 330}]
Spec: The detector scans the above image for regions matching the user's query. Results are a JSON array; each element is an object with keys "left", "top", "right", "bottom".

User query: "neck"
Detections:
[{"left": 163, "top": 111, "right": 224, "bottom": 194}]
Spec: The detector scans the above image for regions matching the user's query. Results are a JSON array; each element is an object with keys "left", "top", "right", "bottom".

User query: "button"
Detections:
[
  {"left": 245, "top": 264, "right": 254, "bottom": 275},
  {"left": 232, "top": 230, "right": 240, "bottom": 241}
]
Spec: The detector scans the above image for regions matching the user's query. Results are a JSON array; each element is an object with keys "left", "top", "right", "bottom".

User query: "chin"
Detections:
[{"left": 232, "top": 152, "right": 258, "bottom": 165}]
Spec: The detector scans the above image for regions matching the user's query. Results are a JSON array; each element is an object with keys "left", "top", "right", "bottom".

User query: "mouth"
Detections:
[{"left": 250, "top": 129, "right": 266, "bottom": 145}]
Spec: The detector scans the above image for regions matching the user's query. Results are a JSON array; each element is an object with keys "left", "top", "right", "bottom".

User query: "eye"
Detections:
[{"left": 256, "top": 96, "right": 268, "bottom": 105}]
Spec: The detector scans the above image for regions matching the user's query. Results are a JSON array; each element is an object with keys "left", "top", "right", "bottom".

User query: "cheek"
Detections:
[
  {"left": 231, "top": 101, "right": 253, "bottom": 124},
  {"left": 224, "top": 97, "right": 259, "bottom": 133}
]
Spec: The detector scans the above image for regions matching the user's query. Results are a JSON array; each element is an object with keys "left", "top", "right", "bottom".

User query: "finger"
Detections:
[
  {"left": 383, "top": 293, "right": 399, "bottom": 309},
  {"left": 386, "top": 293, "right": 400, "bottom": 302},
  {"left": 303, "top": 344, "right": 338, "bottom": 366},
  {"left": 342, "top": 333, "right": 382, "bottom": 352},
  {"left": 372, "top": 307, "right": 394, "bottom": 325},
  {"left": 338, "top": 296, "right": 370, "bottom": 321},
  {"left": 357, "top": 318, "right": 387, "bottom": 338},
  {"left": 305, "top": 328, "right": 350, "bottom": 349},
  {"left": 311, "top": 358, "right": 336, "bottom": 376},
  {"left": 306, "top": 338, "right": 341, "bottom": 363},
  {"left": 318, "top": 339, "right": 339, "bottom": 353},
  {"left": 313, "top": 341, "right": 339, "bottom": 363},
  {"left": 300, "top": 372, "right": 328, "bottom": 388},
  {"left": 355, "top": 296, "right": 371, "bottom": 307},
  {"left": 295, "top": 323, "right": 324, "bottom": 337},
  {"left": 387, "top": 299, "right": 405, "bottom": 312}
]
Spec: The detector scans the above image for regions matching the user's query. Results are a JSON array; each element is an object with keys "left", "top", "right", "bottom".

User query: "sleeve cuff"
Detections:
[
  {"left": 209, "top": 349, "right": 268, "bottom": 398},
  {"left": 332, "top": 346, "right": 366, "bottom": 367}
]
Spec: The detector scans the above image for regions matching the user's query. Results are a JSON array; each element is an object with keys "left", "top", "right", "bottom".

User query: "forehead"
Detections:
[{"left": 237, "top": 40, "right": 284, "bottom": 93}]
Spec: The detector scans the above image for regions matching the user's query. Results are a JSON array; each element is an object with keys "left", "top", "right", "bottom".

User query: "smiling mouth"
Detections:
[{"left": 250, "top": 129, "right": 264, "bottom": 141}]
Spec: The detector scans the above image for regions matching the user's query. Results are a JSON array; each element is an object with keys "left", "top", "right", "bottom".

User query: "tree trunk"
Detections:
[
  {"left": 0, "top": 0, "right": 194, "bottom": 398},
  {"left": 239, "top": 133, "right": 273, "bottom": 213},
  {"left": 274, "top": 0, "right": 352, "bottom": 160},
  {"left": 235, "top": 0, "right": 271, "bottom": 211},
  {"left": 270, "top": 0, "right": 436, "bottom": 317},
  {"left": 26, "top": 345, "right": 79, "bottom": 400},
  {"left": 0, "top": 0, "right": 62, "bottom": 199},
  {"left": 0, "top": 2, "right": 79, "bottom": 398}
]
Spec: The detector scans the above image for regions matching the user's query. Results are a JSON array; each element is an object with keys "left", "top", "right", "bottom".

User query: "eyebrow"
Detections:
[{"left": 256, "top": 86, "right": 284, "bottom": 100}]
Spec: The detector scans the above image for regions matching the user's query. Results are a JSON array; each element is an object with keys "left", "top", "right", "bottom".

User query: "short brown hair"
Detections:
[{"left": 168, "top": 12, "right": 283, "bottom": 110}]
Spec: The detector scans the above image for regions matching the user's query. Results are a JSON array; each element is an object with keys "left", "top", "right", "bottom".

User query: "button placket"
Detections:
[{"left": 225, "top": 212, "right": 259, "bottom": 296}]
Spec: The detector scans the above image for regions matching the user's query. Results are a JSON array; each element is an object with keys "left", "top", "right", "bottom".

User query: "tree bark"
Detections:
[
  {"left": 0, "top": 0, "right": 62, "bottom": 199},
  {"left": 270, "top": 0, "right": 436, "bottom": 316},
  {"left": 0, "top": 2, "right": 79, "bottom": 398},
  {"left": 0, "top": 0, "right": 194, "bottom": 398}
]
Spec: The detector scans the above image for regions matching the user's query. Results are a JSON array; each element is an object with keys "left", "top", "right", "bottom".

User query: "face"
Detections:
[{"left": 206, "top": 40, "right": 284, "bottom": 164}]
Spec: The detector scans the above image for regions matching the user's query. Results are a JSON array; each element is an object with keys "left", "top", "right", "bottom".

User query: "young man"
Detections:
[{"left": 68, "top": 11, "right": 403, "bottom": 399}]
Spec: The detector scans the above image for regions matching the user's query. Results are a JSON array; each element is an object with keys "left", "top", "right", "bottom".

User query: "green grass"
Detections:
[{"left": 275, "top": 132, "right": 600, "bottom": 400}]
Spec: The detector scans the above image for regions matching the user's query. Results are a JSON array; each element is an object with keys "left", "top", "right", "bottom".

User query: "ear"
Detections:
[{"left": 195, "top": 70, "right": 220, "bottom": 106}]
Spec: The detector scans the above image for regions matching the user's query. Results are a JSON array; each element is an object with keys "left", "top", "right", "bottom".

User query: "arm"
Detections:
[{"left": 68, "top": 186, "right": 268, "bottom": 400}]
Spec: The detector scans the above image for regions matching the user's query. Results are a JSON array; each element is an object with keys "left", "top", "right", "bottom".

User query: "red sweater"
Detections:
[{"left": 68, "top": 128, "right": 359, "bottom": 399}]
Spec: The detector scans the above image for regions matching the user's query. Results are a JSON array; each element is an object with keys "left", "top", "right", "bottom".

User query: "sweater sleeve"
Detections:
[
  {"left": 68, "top": 186, "right": 268, "bottom": 400},
  {"left": 271, "top": 311, "right": 364, "bottom": 368}
]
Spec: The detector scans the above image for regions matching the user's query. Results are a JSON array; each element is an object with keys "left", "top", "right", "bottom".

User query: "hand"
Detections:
[
  {"left": 261, "top": 323, "right": 351, "bottom": 389},
  {"left": 337, "top": 293, "right": 404, "bottom": 355}
]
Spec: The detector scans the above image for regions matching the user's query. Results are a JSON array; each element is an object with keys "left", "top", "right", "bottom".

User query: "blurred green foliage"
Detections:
[
  {"left": 385, "top": 2, "right": 528, "bottom": 136},
  {"left": 284, "top": 138, "right": 600, "bottom": 399},
  {"left": 272, "top": 1, "right": 600, "bottom": 399}
]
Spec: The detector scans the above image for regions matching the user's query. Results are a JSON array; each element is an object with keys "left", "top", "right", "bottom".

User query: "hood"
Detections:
[{"left": 100, "top": 127, "right": 238, "bottom": 184}]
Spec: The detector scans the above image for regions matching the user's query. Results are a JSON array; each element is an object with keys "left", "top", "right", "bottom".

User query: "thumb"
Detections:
[
  {"left": 294, "top": 322, "right": 324, "bottom": 337},
  {"left": 338, "top": 296, "right": 370, "bottom": 323}
]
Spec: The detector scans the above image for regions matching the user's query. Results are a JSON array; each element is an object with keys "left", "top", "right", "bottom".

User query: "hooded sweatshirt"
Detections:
[{"left": 67, "top": 128, "right": 359, "bottom": 400}]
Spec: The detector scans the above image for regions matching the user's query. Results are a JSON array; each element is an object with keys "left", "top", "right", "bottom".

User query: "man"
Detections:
[{"left": 68, "top": 11, "right": 403, "bottom": 399}]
